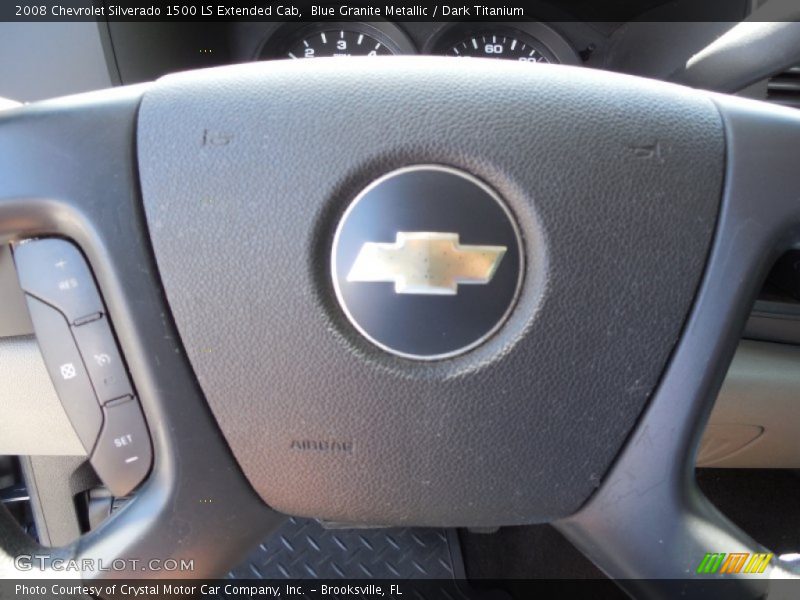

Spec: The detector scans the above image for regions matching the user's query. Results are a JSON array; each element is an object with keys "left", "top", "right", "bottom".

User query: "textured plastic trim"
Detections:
[
  {"left": 0, "top": 85, "right": 282, "bottom": 579},
  {"left": 2, "top": 63, "right": 800, "bottom": 590},
  {"left": 556, "top": 94, "right": 800, "bottom": 596},
  {"left": 136, "top": 58, "right": 724, "bottom": 527}
]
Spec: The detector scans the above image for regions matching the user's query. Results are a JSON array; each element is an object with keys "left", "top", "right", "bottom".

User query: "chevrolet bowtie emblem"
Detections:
[{"left": 347, "top": 232, "right": 506, "bottom": 295}]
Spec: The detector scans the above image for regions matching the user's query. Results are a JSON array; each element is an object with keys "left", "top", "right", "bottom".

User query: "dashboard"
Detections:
[
  {"left": 102, "top": 14, "right": 748, "bottom": 88},
  {"left": 0, "top": 1, "right": 755, "bottom": 103},
  {"left": 254, "top": 21, "right": 579, "bottom": 64},
  {"left": 103, "top": 20, "right": 595, "bottom": 87}
]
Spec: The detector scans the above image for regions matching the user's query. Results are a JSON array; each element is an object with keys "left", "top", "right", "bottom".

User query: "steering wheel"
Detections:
[{"left": 1, "top": 41, "right": 800, "bottom": 599}]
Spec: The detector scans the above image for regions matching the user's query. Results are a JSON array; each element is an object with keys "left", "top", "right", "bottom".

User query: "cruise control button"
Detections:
[
  {"left": 14, "top": 239, "right": 104, "bottom": 324},
  {"left": 25, "top": 296, "right": 102, "bottom": 453},
  {"left": 90, "top": 397, "right": 152, "bottom": 497},
  {"left": 73, "top": 317, "right": 133, "bottom": 403}
]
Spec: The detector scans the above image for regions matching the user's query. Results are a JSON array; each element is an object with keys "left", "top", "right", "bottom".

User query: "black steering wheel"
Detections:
[{"left": 2, "top": 31, "right": 800, "bottom": 600}]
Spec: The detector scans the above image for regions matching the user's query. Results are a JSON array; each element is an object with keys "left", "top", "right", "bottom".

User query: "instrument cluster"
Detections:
[{"left": 257, "top": 21, "right": 581, "bottom": 65}]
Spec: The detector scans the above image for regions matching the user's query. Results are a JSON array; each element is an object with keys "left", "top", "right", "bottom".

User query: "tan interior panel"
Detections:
[{"left": 699, "top": 340, "right": 800, "bottom": 468}]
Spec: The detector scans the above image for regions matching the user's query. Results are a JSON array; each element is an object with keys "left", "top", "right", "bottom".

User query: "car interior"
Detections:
[{"left": 3, "top": 1, "right": 800, "bottom": 598}]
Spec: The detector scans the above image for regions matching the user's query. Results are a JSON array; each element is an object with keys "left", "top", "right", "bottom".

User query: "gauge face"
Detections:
[
  {"left": 286, "top": 30, "right": 394, "bottom": 59},
  {"left": 448, "top": 33, "right": 552, "bottom": 62}
]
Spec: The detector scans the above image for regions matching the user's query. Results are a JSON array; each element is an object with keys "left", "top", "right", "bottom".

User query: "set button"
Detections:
[{"left": 90, "top": 396, "right": 152, "bottom": 497}]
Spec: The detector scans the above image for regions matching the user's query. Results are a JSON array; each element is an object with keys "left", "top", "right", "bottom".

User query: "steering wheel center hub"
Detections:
[
  {"left": 137, "top": 58, "right": 723, "bottom": 526},
  {"left": 331, "top": 165, "right": 523, "bottom": 360}
]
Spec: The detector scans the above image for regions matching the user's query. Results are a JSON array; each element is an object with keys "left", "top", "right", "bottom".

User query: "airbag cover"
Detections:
[{"left": 137, "top": 58, "right": 723, "bottom": 526}]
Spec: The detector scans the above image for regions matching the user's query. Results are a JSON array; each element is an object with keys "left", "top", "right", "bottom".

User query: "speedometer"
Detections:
[
  {"left": 286, "top": 30, "right": 393, "bottom": 59},
  {"left": 428, "top": 23, "right": 577, "bottom": 64},
  {"left": 448, "top": 32, "right": 553, "bottom": 62}
]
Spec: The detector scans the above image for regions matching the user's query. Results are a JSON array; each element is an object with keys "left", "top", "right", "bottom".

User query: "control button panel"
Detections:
[
  {"left": 91, "top": 397, "right": 152, "bottom": 497},
  {"left": 13, "top": 238, "right": 152, "bottom": 496},
  {"left": 14, "top": 239, "right": 103, "bottom": 324},
  {"left": 25, "top": 296, "right": 102, "bottom": 452},
  {"left": 73, "top": 316, "right": 133, "bottom": 404}
]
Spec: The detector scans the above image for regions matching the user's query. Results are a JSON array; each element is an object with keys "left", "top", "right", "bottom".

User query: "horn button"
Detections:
[
  {"left": 137, "top": 59, "right": 724, "bottom": 526},
  {"left": 332, "top": 165, "right": 523, "bottom": 360}
]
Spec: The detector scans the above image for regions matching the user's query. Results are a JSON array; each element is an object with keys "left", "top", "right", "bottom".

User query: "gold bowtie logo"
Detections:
[{"left": 347, "top": 232, "right": 506, "bottom": 295}]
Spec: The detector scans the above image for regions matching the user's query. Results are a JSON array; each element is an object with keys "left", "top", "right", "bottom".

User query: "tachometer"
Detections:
[
  {"left": 261, "top": 23, "right": 416, "bottom": 60},
  {"left": 287, "top": 29, "right": 393, "bottom": 59}
]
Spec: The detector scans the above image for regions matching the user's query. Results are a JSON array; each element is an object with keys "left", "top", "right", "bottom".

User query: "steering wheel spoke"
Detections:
[
  {"left": 0, "top": 86, "right": 283, "bottom": 578},
  {"left": 557, "top": 96, "right": 800, "bottom": 597}
]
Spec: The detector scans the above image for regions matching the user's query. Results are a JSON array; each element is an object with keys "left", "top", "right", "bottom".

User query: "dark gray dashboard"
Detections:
[
  {"left": 0, "top": 1, "right": 752, "bottom": 102},
  {"left": 105, "top": 12, "right": 746, "bottom": 85}
]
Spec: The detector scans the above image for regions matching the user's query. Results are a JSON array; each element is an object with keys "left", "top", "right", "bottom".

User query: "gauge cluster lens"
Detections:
[
  {"left": 286, "top": 29, "right": 394, "bottom": 59},
  {"left": 260, "top": 23, "right": 571, "bottom": 65},
  {"left": 448, "top": 32, "right": 552, "bottom": 62}
]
